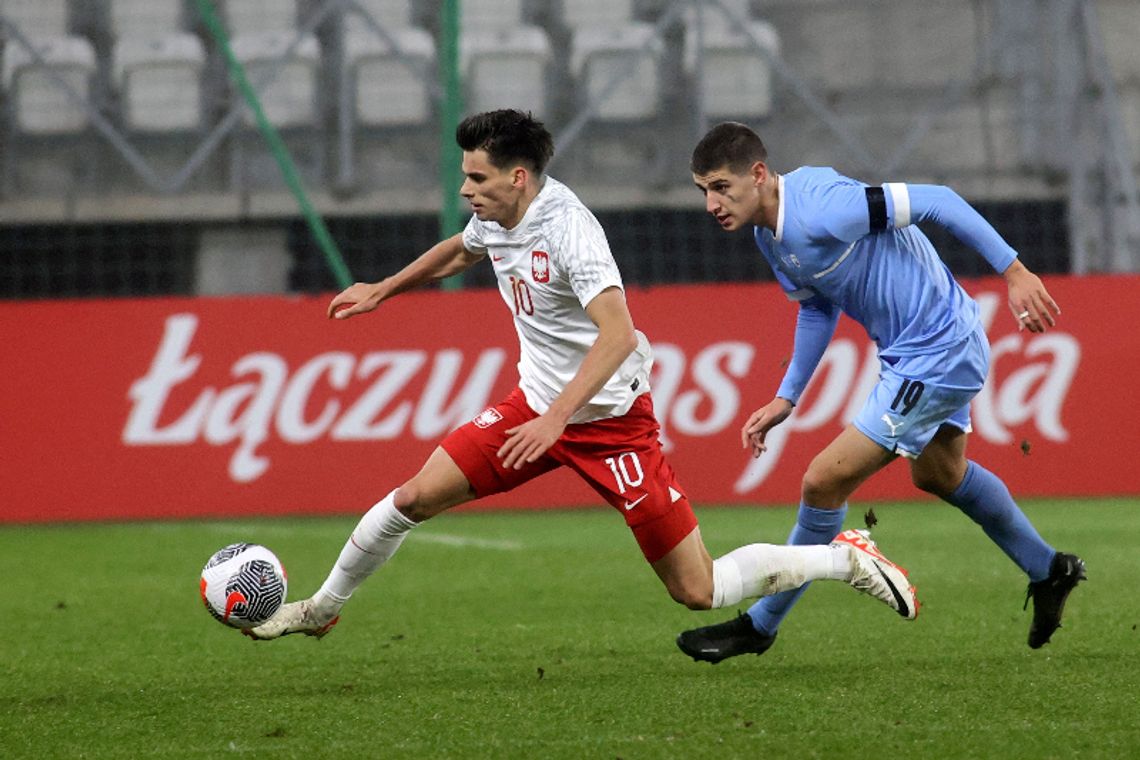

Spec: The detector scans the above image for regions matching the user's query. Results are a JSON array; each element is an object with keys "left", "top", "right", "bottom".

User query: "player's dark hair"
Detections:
[
  {"left": 456, "top": 109, "right": 555, "bottom": 175},
  {"left": 690, "top": 121, "right": 768, "bottom": 175}
]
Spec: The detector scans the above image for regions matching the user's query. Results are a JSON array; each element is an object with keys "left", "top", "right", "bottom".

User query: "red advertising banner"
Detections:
[{"left": 1, "top": 276, "right": 1137, "bottom": 523}]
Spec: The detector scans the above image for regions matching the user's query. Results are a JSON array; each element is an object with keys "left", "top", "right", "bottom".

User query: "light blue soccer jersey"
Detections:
[{"left": 754, "top": 166, "right": 1018, "bottom": 404}]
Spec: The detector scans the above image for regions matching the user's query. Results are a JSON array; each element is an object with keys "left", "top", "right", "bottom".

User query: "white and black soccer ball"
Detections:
[{"left": 200, "top": 543, "right": 287, "bottom": 629}]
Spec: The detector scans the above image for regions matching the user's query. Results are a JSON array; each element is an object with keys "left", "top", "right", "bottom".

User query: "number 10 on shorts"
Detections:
[{"left": 605, "top": 452, "right": 645, "bottom": 493}]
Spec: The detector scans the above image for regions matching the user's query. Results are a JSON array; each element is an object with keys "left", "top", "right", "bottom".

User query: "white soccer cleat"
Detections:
[
  {"left": 243, "top": 598, "right": 340, "bottom": 641},
  {"left": 832, "top": 529, "right": 919, "bottom": 620}
]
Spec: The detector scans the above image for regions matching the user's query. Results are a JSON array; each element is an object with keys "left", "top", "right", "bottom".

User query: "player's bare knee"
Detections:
[
  {"left": 801, "top": 469, "right": 842, "bottom": 507},
  {"left": 911, "top": 468, "right": 957, "bottom": 498},
  {"left": 392, "top": 483, "right": 431, "bottom": 521},
  {"left": 669, "top": 581, "right": 713, "bottom": 610}
]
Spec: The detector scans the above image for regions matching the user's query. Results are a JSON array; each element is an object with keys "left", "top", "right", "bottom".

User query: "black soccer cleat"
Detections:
[
  {"left": 1025, "top": 552, "right": 1086, "bottom": 649},
  {"left": 676, "top": 612, "right": 777, "bottom": 664}
]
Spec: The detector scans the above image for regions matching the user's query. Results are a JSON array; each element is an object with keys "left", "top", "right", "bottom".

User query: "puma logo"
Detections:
[{"left": 881, "top": 413, "right": 904, "bottom": 437}]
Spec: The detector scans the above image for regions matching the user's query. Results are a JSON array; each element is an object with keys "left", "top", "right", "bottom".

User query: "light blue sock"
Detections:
[
  {"left": 945, "top": 460, "right": 1055, "bottom": 582},
  {"left": 746, "top": 502, "right": 847, "bottom": 635}
]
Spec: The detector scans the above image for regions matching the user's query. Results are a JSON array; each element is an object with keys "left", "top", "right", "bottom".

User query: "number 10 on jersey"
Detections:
[
  {"left": 605, "top": 452, "right": 645, "bottom": 493},
  {"left": 510, "top": 276, "right": 534, "bottom": 315}
]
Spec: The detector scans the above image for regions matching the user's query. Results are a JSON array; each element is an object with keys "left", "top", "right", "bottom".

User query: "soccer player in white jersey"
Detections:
[
  {"left": 247, "top": 110, "right": 919, "bottom": 644},
  {"left": 678, "top": 121, "right": 1085, "bottom": 663}
]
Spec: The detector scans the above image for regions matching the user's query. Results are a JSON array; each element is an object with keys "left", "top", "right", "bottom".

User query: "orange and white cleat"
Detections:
[
  {"left": 832, "top": 529, "right": 919, "bottom": 620},
  {"left": 244, "top": 598, "right": 340, "bottom": 640}
]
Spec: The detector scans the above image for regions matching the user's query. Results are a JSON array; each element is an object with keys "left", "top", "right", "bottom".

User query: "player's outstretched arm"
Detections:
[
  {"left": 1003, "top": 259, "right": 1061, "bottom": 334},
  {"left": 743, "top": 299, "right": 837, "bottom": 456},
  {"left": 885, "top": 184, "right": 1061, "bottom": 333},
  {"left": 741, "top": 397, "right": 794, "bottom": 457},
  {"left": 327, "top": 234, "right": 481, "bottom": 320}
]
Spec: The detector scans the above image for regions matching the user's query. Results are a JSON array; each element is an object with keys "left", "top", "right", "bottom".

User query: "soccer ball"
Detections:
[{"left": 199, "top": 543, "right": 288, "bottom": 629}]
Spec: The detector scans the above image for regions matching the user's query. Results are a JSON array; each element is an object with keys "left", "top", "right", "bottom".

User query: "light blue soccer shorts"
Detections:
[{"left": 853, "top": 325, "right": 990, "bottom": 459}]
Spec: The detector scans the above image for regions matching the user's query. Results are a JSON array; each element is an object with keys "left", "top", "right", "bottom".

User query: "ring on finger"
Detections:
[{"left": 1017, "top": 310, "right": 1030, "bottom": 319}]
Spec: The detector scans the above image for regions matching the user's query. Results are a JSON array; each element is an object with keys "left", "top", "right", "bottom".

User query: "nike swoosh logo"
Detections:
[
  {"left": 491, "top": 255, "right": 505, "bottom": 261},
  {"left": 623, "top": 494, "right": 648, "bottom": 511},
  {"left": 872, "top": 560, "right": 910, "bottom": 618},
  {"left": 223, "top": 590, "right": 248, "bottom": 622}
]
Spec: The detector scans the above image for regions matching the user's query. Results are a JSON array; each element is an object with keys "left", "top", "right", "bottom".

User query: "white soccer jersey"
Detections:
[{"left": 461, "top": 177, "right": 651, "bottom": 423}]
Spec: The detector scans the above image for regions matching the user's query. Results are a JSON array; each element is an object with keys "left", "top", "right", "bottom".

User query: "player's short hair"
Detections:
[
  {"left": 690, "top": 121, "right": 768, "bottom": 176},
  {"left": 456, "top": 109, "right": 555, "bottom": 175}
]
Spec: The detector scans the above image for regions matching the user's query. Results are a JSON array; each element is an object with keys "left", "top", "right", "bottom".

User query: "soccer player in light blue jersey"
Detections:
[{"left": 678, "top": 121, "right": 1086, "bottom": 663}]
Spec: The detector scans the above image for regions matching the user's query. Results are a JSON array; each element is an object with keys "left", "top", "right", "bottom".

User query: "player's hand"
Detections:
[
  {"left": 741, "top": 397, "right": 794, "bottom": 458},
  {"left": 1004, "top": 260, "right": 1060, "bottom": 334},
  {"left": 327, "top": 282, "right": 385, "bottom": 320},
  {"left": 498, "top": 415, "right": 565, "bottom": 470}
]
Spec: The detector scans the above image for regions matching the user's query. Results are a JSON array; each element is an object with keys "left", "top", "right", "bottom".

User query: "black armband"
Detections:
[{"left": 865, "top": 187, "right": 888, "bottom": 232}]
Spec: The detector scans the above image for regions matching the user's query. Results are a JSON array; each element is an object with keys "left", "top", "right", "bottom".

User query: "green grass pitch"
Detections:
[{"left": 2, "top": 498, "right": 1138, "bottom": 759}]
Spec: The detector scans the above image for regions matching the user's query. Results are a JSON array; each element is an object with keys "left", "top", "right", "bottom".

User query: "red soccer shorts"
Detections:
[{"left": 440, "top": 388, "right": 697, "bottom": 563}]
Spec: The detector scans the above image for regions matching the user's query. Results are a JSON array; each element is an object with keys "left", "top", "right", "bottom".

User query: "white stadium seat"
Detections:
[
  {"left": 343, "top": 0, "right": 414, "bottom": 37},
  {"left": 570, "top": 23, "right": 660, "bottom": 120},
  {"left": 226, "top": 0, "right": 298, "bottom": 37},
  {"left": 685, "top": 21, "right": 780, "bottom": 120},
  {"left": 113, "top": 34, "right": 206, "bottom": 132},
  {"left": 2, "top": 35, "right": 96, "bottom": 133},
  {"left": 0, "top": 0, "right": 70, "bottom": 38},
  {"left": 684, "top": 0, "right": 752, "bottom": 35},
  {"left": 461, "top": 0, "right": 523, "bottom": 33},
  {"left": 107, "top": 0, "right": 184, "bottom": 40},
  {"left": 560, "top": 0, "right": 635, "bottom": 30},
  {"left": 345, "top": 25, "right": 435, "bottom": 127},
  {"left": 230, "top": 31, "right": 321, "bottom": 128},
  {"left": 461, "top": 26, "right": 552, "bottom": 118}
]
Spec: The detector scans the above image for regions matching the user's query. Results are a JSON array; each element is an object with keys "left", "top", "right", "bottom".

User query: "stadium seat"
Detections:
[
  {"left": 226, "top": 0, "right": 298, "bottom": 36},
  {"left": 107, "top": 0, "right": 184, "bottom": 40},
  {"left": 227, "top": 29, "right": 323, "bottom": 191},
  {"left": 345, "top": 25, "right": 435, "bottom": 127},
  {"left": 2, "top": 35, "right": 96, "bottom": 133},
  {"left": 112, "top": 34, "right": 206, "bottom": 132},
  {"left": 461, "top": 0, "right": 524, "bottom": 32},
  {"left": 0, "top": 0, "right": 70, "bottom": 38},
  {"left": 461, "top": 26, "right": 552, "bottom": 118},
  {"left": 230, "top": 31, "right": 321, "bottom": 128},
  {"left": 683, "top": 0, "right": 752, "bottom": 34},
  {"left": 685, "top": 21, "right": 780, "bottom": 120},
  {"left": 559, "top": 0, "right": 635, "bottom": 30},
  {"left": 343, "top": 0, "right": 414, "bottom": 36},
  {"left": 569, "top": 23, "right": 660, "bottom": 120}
]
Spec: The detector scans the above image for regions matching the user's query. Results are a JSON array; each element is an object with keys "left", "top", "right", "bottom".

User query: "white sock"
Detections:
[
  {"left": 313, "top": 490, "right": 417, "bottom": 613},
  {"left": 711, "top": 544, "right": 853, "bottom": 608}
]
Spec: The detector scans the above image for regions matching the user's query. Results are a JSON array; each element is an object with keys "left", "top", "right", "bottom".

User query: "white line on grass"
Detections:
[
  {"left": 410, "top": 533, "right": 523, "bottom": 551},
  {"left": 163, "top": 522, "right": 523, "bottom": 550}
]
